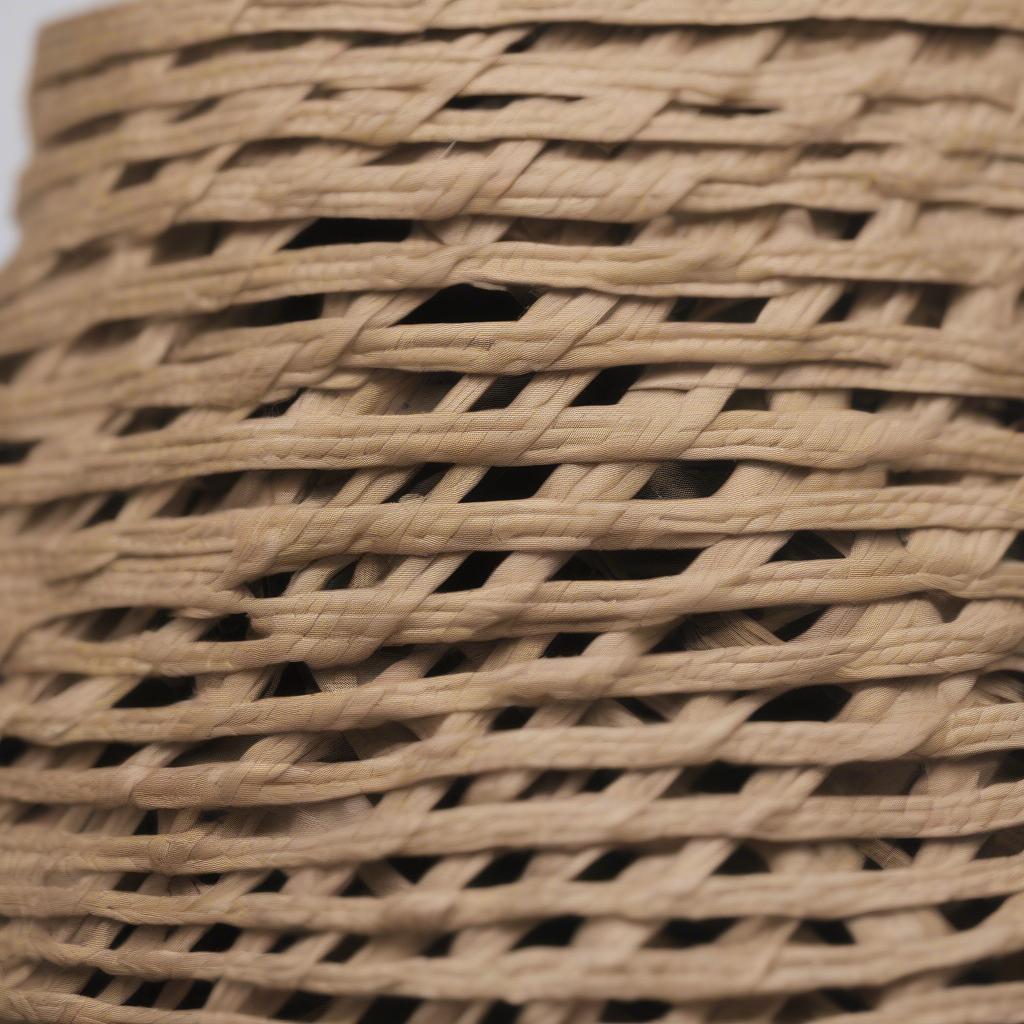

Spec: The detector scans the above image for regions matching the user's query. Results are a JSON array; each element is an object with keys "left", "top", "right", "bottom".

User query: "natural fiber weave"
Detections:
[{"left": 2, "top": 1, "right": 1024, "bottom": 1021}]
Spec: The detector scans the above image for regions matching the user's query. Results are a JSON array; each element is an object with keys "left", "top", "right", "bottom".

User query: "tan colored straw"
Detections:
[{"left": 1, "top": 1, "right": 1024, "bottom": 1021}]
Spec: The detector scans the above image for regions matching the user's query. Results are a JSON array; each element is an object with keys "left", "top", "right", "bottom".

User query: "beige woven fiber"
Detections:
[{"left": 2, "top": 1, "right": 1024, "bottom": 1021}]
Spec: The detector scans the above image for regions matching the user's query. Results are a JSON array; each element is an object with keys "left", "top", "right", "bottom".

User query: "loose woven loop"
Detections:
[{"left": 1, "top": 1, "right": 1024, "bottom": 1022}]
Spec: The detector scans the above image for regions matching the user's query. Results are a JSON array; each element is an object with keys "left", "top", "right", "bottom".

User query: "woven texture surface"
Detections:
[{"left": 3, "top": 1, "right": 1024, "bottom": 1021}]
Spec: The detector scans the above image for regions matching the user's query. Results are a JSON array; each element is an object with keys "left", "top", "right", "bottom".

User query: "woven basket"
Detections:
[{"left": 2, "top": 1, "right": 1024, "bottom": 1021}]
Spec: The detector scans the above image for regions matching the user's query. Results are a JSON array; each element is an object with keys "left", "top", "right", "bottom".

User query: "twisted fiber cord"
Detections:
[{"left": 1, "top": 3, "right": 1024, "bottom": 1024}]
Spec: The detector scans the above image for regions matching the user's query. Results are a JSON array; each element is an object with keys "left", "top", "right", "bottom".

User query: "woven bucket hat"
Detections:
[{"left": 2, "top": 2, "right": 1024, "bottom": 1021}]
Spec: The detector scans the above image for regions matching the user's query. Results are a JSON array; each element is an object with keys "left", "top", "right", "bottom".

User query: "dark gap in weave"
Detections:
[
  {"left": 581, "top": 767, "right": 623, "bottom": 792},
  {"left": 192, "top": 922, "right": 243, "bottom": 954},
  {"left": 118, "top": 406, "right": 182, "bottom": 435},
  {"left": 274, "top": 990, "right": 333, "bottom": 1022},
  {"left": 770, "top": 606, "right": 828, "bottom": 642},
  {"left": 324, "top": 560, "right": 357, "bottom": 591},
  {"left": 721, "top": 388, "right": 769, "bottom": 412},
  {"left": 399, "top": 283, "right": 535, "bottom": 324},
  {"left": 469, "top": 373, "right": 534, "bottom": 411},
  {"left": 357, "top": 997, "right": 420, "bottom": 1024},
  {"left": 426, "top": 647, "right": 470, "bottom": 677},
  {"left": 570, "top": 365, "right": 644, "bottom": 406},
  {"left": 1005, "top": 533, "right": 1024, "bottom": 562},
  {"left": 689, "top": 761, "right": 756, "bottom": 794},
  {"left": 326, "top": 933, "right": 369, "bottom": 963},
  {"left": 768, "top": 531, "right": 846, "bottom": 562},
  {"left": 687, "top": 102, "right": 775, "bottom": 118},
  {"left": 173, "top": 97, "right": 219, "bottom": 123},
  {"left": 389, "top": 856, "right": 436, "bottom": 884},
  {"left": 952, "top": 962, "right": 1002, "bottom": 987},
  {"left": 657, "top": 917, "right": 734, "bottom": 949},
  {"left": 202, "top": 612, "right": 251, "bottom": 643},
  {"left": 0, "top": 440, "right": 34, "bottom": 464},
  {"left": 577, "top": 849, "right": 637, "bottom": 881},
  {"left": 445, "top": 94, "right": 535, "bottom": 111},
  {"left": 268, "top": 662, "right": 319, "bottom": 698},
  {"left": 616, "top": 697, "right": 666, "bottom": 724},
  {"left": 174, "top": 471, "right": 246, "bottom": 518},
  {"left": 285, "top": 218, "right": 412, "bottom": 249},
  {"left": 113, "top": 873, "right": 146, "bottom": 893},
  {"left": 84, "top": 492, "right": 126, "bottom": 527},
  {"left": 114, "top": 671, "right": 192, "bottom": 712},
  {"left": 384, "top": 462, "right": 451, "bottom": 502},
  {"left": 751, "top": 684, "right": 850, "bottom": 723},
  {"left": 0, "top": 350, "right": 28, "bottom": 384},
  {"left": 114, "top": 158, "right": 163, "bottom": 190},
  {"left": 820, "top": 988, "right": 871, "bottom": 1013},
  {"left": 518, "top": 769, "right": 571, "bottom": 800},
  {"left": 491, "top": 706, "right": 535, "bottom": 731},
  {"left": 603, "top": 1000, "right": 672, "bottom": 1022},
  {"left": 463, "top": 463, "right": 557, "bottom": 502},
  {"left": 468, "top": 850, "right": 532, "bottom": 888},
  {"left": 820, "top": 287, "right": 859, "bottom": 323},
  {"left": 863, "top": 838, "right": 921, "bottom": 870},
  {"left": 50, "top": 241, "right": 108, "bottom": 281},
  {"left": 0, "top": 738, "right": 27, "bottom": 766},
  {"left": 840, "top": 211, "right": 871, "bottom": 240},
  {"left": 252, "top": 869, "right": 288, "bottom": 894},
  {"left": 932, "top": 594, "right": 969, "bottom": 623},
  {"left": 542, "top": 632, "right": 600, "bottom": 658},
  {"left": 941, "top": 896, "right": 1006, "bottom": 932},
  {"left": 342, "top": 874, "right": 372, "bottom": 899},
  {"left": 436, "top": 550, "right": 507, "bottom": 592},
  {"left": 79, "top": 970, "right": 114, "bottom": 999},
  {"left": 907, "top": 283, "right": 956, "bottom": 328},
  {"left": 84, "top": 607, "right": 131, "bottom": 641},
  {"left": 551, "top": 548, "right": 700, "bottom": 581},
  {"left": 850, "top": 389, "right": 888, "bottom": 413},
  {"left": 396, "top": 370, "right": 463, "bottom": 413},
  {"left": 716, "top": 844, "right": 771, "bottom": 875},
  {"left": 648, "top": 616, "right": 705, "bottom": 653},
  {"left": 434, "top": 775, "right": 472, "bottom": 810},
  {"left": 807, "top": 919, "right": 855, "bottom": 945},
  {"left": 952, "top": 950, "right": 1024, "bottom": 986},
  {"left": 133, "top": 810, "right": 159, "bottom": 835},
  {"left": 989, "top": 748, "right": 1024, "bottom": 784},
  {"left": 248, "top": 571, "right": 293, "bottom": 599},
  {"left": 50, "top": 110, "right": 122, "bottom": 145},
  {"left": 637, "top": 460, "right": 737, "bottom": 500},
  {"left": 505, "top": 26, "right": 544, "bottom": 52},
  {"left": 973, "top": 396, "right": 1024, "bottom": 429},
  {"left": 251, "top": 389, "right": 305, "bottom": 419},
  {"left": 298, "top": 469, "right": 355, "bottom": 504},
  {"left": 888, "top": 469, "right": 964, "bottom": 488},
  {"left": 422, "top": 933, "right": 455, "bottom": 958},
  {"left": 125, "top": 981, "right": 165, "bottom": 1008},
  {"left": 668, "top": 295, "right": 769, "bottom": 324},
  {"left": 94, "top": 742, "right": 140, "bottom": 768},
  {"left": 479, "top": 1004, "right": 520, "bottom": 1024},
  {"left": 144, "top": 608, "right": 172, "bottom": 633},
  {"left": 153, "top": 221, "right": 223, "bottom": 263},
  {"left": 109, "top": 923, "right": 135, "bottom": 950},
  {"left": 514, "top": 915, "right": 584, "bottom": 948}
]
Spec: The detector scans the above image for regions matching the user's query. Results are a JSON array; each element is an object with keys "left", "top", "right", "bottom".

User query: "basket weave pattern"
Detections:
[{"left": 2, "top": 2, "right": 1024, "bottom": 1021}]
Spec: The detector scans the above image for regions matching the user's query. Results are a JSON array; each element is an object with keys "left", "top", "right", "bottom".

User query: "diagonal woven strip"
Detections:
[{"left": 2, "top": 1, "right": 1024, "bottom": 1022}]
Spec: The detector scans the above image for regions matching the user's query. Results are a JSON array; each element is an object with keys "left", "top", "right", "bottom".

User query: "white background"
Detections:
[{"left": 0, "top": 1, "right": 98, "bottom": 261}]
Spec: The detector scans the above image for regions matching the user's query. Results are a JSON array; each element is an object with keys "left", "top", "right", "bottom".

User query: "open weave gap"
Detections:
[{"left": 2, "top": 3, "right": 1024, "bottom": 1023}]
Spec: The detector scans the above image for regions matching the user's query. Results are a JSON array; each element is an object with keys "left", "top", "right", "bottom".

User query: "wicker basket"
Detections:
[{"left": 2, "top": 2, "right": 1024, "bottom": 1021}]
